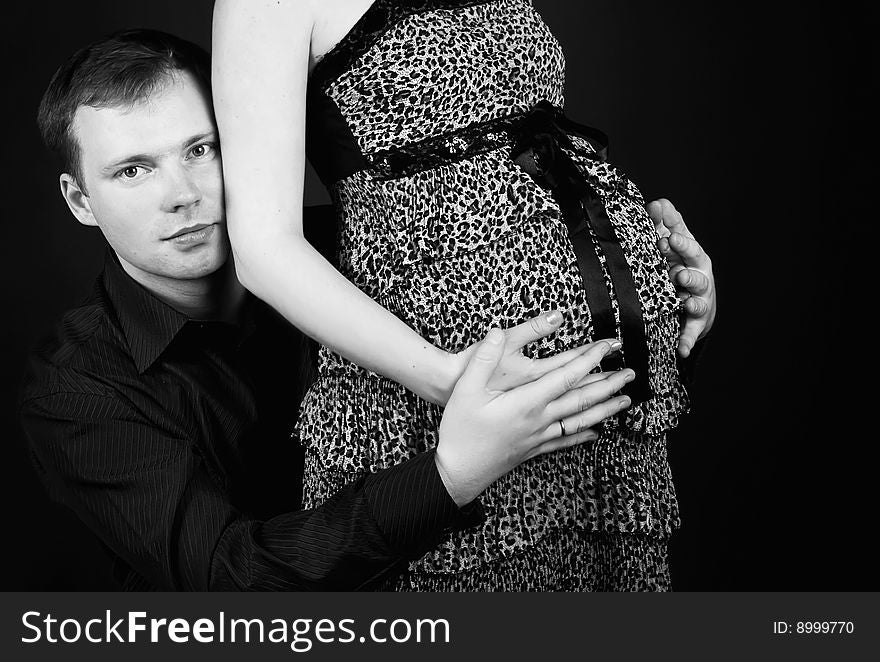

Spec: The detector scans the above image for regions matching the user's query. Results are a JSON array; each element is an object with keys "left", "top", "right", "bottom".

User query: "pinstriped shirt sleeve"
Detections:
[
  {"left": 20, "top": 252, "right": 485, "bottom": 591},
  {"left": 21, "top": 388, "right": 481, "bottom": 591}
]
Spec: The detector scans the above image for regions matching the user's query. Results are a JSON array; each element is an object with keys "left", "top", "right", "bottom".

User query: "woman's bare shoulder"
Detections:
[{"left": 213, "top": 0, "right": 318, "bottom": 34}]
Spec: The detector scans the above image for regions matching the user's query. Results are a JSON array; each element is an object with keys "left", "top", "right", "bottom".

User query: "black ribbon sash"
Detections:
[
  {"left": 306, "top": 90, "right": 654, "bottom": 404},
  {"left": 511, "top": 101, "right": 652, "bottom": 404}
]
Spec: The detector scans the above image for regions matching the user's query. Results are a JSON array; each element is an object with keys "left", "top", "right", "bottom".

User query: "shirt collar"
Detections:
[{"left": 101, "top": 250, "right": 189, "bottom": 374}]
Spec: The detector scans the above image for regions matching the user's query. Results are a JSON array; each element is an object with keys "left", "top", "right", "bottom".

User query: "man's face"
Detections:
[{"left": 67, "top": 71, "right": 228, "bottom": 284}]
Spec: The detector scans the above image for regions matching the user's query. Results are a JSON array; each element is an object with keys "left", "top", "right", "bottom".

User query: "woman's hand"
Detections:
[
  {"left": 436, "top": 329, "right": 633, "bottom": 506},
  {"left": 435, "top": 310, "right": 618, "bottom": 406}
]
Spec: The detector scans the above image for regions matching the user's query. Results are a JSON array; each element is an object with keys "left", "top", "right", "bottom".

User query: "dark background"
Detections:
[{"left": 3, "top": 1, "right": 871, "bottom": 590}]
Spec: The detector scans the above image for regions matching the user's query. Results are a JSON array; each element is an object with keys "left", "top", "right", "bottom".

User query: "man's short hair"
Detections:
[{"left": 37, "top": 28, "right": 212, "bottom": 189}]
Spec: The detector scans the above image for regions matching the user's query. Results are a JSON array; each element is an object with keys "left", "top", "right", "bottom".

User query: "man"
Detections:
[{"left": 21, "top": 29, "right": 715, "bottom": 591}]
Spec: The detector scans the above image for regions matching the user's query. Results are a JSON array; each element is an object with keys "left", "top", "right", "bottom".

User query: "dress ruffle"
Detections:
[
  {"left": 297, "top": 353, "right": 682, "bottom": 574},
  {"left": 387, "top": 529, "right": 672, "bottom": 591}
]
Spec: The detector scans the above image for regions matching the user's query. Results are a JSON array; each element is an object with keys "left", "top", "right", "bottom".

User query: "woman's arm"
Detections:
[{"left": 212, "top": 0, "right": 459, "bottom": 404}]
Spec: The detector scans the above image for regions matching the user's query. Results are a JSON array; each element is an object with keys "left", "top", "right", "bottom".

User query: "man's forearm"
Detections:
[{"left": 209, "top": 451, "right": 483, "bottom": 590}]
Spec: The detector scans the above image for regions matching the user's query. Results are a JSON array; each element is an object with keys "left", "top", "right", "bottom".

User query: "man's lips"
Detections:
[{"left": 164, "top": 223, "right": 214, "bottom": 240}]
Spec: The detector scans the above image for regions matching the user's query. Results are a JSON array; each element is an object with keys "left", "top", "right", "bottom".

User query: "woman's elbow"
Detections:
[
  {"left": 224, "top": 222, "right": 305, "bottom": 294},
  {"left": 227, "top": 251, "right": 254, "bottom": 293}
]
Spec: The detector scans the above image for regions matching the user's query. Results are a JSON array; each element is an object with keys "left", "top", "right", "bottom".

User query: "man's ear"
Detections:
[{"left": 59, "top": 173, "right": 98, "bottom": 227}]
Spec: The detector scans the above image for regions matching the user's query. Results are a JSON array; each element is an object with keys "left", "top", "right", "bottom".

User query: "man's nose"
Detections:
[{"left": 162, "top": 165, "right": 202, "bottom": 212}]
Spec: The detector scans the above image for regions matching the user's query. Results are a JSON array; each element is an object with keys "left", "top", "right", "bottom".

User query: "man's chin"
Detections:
[
  {"left": 179, "top": 254, "right": 231, "bottom": 280},
  {"left": 165, "top": 243, "right": 231, "bottom": 281}
]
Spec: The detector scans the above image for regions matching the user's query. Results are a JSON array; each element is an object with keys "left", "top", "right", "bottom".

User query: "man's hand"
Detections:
[
  {"left": 436, "top": 328, "right": 633, "bottom": 507},
  {"left": 647, "top": 198, "right": 716, "bottom": 358}
]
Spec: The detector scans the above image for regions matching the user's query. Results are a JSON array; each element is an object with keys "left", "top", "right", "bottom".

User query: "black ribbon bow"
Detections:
[{"left": 511, "top": 100, "right": 652, "bottom": 404}]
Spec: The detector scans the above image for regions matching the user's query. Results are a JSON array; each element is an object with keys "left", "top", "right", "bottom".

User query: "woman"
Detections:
[{"left": 212, "top": 0, "right": 692, "bottom": 590}]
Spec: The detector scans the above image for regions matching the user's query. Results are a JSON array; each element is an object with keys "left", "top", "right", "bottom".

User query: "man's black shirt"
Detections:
[{"left": 19, "top": 251, "right": 481, "bottom": 590}]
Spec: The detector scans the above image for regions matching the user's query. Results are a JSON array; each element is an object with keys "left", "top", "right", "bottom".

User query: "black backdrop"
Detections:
[{"left": 3, "top": 1, "right": 871, "bottom": 590}]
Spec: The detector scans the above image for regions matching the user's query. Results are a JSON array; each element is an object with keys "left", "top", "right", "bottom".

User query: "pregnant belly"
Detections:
[{"left": 376, "top": 213, "right": 593, "bottom": 360}]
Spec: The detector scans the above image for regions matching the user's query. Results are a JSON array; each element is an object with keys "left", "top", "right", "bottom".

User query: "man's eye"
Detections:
[
  {"left": 190, "top": 143, "right": 215, "bottom": 158},
  {"left": 117, "top": 166, "right": 142, "bottom": 180}
]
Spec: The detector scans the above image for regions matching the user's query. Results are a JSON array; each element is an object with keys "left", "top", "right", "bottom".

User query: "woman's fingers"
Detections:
[
  {"left": 524, "top": 339, "right": 621, "bottom": 404},
  {"left": 529, "top": 343, "right": 595, "bottom": 378},
  {"left": 544, "top": 368, "right": 633, "bottom": 424},
  {"left": 503, "top": 310, "right": 564, "bottom": 351}
]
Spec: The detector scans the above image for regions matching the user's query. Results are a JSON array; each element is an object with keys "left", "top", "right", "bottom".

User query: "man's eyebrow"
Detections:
[
  {"left": 100, "top": 152, "right": 154, "bottom": 174},
  {"left": 182, "top": 131, "right": 218, "bottom": 149},
  {"left": 100, "top": 131, "right": 219, "bottom": 174}
]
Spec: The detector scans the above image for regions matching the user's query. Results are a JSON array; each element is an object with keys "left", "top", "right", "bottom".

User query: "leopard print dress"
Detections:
[{"left": 296, "top": 0, "right": 690, "bottom": 591}]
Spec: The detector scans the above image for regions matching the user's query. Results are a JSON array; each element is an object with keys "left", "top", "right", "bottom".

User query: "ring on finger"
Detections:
[{"left": 559, "top": 419, "right": 566, "bottom": 437}]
